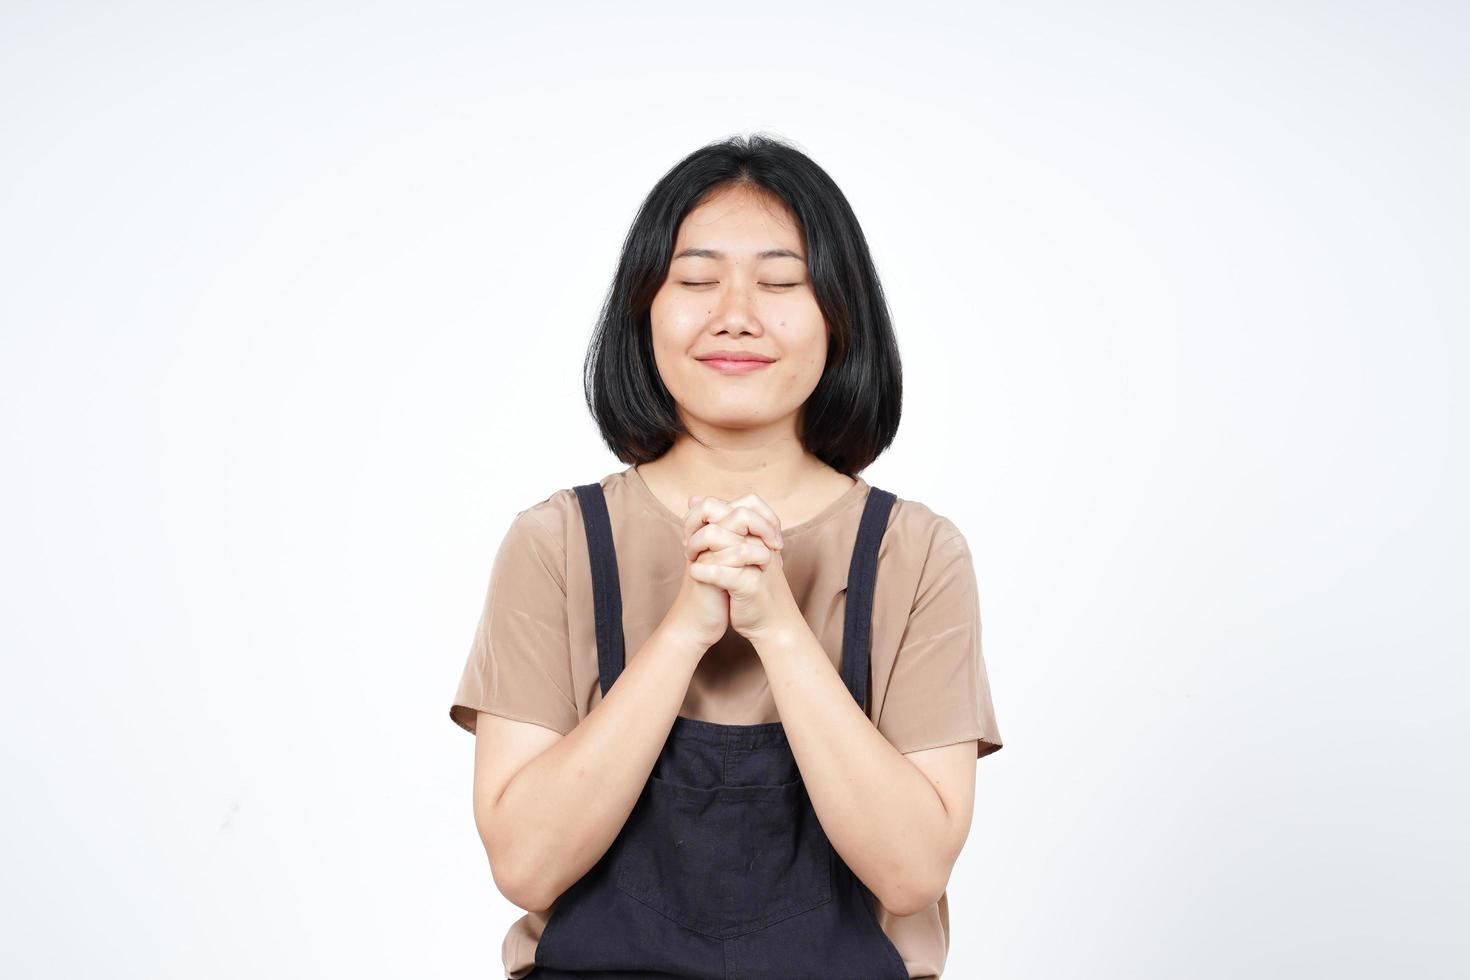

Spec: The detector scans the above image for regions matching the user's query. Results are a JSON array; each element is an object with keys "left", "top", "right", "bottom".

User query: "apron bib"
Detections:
[{"left": 526, "top": 480, "right": 908, "bottom": 980}]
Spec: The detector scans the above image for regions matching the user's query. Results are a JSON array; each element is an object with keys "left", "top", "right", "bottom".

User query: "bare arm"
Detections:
[
  {"left": 680, "top": 494, "right": 985, "bottom": 917},
  {"left": 470, "top": 619, "right": 707, "bottom": 912},
  {"left": 754, "top": 623, "right": 978, "bottom": 916}
]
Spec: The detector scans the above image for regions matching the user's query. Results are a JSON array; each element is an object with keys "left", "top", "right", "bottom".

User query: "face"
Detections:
[{"left": 649, "top": 184, "right": 827, "bottom": 437}]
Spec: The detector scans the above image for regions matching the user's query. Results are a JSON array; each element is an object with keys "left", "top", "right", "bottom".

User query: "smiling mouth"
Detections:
[{"left": 697, "top": 357, "right": 774, "bottom": 375}]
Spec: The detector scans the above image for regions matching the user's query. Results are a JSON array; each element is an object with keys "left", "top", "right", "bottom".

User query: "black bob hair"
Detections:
[{"left": 584, "top": 132, "right": 903, "bottom": 477}]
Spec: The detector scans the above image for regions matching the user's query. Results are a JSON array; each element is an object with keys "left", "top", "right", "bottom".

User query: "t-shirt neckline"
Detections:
[{"left": 622, "top": 464, "right": 870, "bottom": 540}]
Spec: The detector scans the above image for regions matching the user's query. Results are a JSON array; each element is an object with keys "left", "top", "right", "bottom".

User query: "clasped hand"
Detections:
[{"left": 680, "top": 492, "right": 804, "bottom": 645}]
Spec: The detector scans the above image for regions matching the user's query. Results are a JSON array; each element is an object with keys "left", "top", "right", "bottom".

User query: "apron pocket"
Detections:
[{"left": 614, "top": 774, "right": 833, "bottom": 939}]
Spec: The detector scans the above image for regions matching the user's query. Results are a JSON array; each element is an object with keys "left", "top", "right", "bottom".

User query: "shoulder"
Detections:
[
  {"left": 505, "top": 467, "right": 651, "bottom": 541},
  {"left": 489, "top": 487, "right": 580, "bottom": 591},
  {"left": 877, "top": 491, "right": 977, "bottom": 596},
  {"left": 505, "top": 486, "right": 579, "bottom": 549},
  {"left": 497, "top": 467, "right": 643, "bottom": 560},
  {"left": 883, "top": 491, "right": 970, "bottom": 558}
]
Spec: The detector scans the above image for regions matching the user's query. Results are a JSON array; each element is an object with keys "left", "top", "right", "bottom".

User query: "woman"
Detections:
[{"left": 449, "top": 133, "right": 1004, "bottom": 979}]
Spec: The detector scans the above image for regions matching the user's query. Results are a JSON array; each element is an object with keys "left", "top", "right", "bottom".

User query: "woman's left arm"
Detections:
[
  {"left": 752, "top": 625, "right": 977, "bottom": 917},
  {"left": 685, "top": 494, "right": 989, "bottom": 918}
]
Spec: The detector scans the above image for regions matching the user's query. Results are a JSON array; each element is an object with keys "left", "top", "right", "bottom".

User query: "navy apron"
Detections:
[{"left": 525, "top": 480, "right": 909, "bottom": 980}]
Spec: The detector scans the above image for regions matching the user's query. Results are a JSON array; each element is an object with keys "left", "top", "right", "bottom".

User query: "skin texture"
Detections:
[{"left": 470, "top": 183, "right": 978, "bottom": 918}]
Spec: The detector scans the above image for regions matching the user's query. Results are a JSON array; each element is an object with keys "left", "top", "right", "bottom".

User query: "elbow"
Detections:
[
  {"left": 478, "top": 814, "right": 557, "bottom": 913},
  {"left": 476, "top": 787, "right": 555, "bottom": 910},
  {"left": 876, "top": 870, "right": 946, "bottom": 918},
  {"left": 484, "top": 831, "right": 558, "bottom": 912},
  {"left": 490, "top": 857, "right": 556, "bottom": 913}
]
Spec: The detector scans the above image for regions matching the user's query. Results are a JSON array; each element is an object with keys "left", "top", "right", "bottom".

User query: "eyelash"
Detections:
[{"left": 679, "top": 281, "right": 802, "bottom": 288}]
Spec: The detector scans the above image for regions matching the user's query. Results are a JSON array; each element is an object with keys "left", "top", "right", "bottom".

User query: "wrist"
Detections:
[
  {"left": 746, "top": 611, "right": 809, "bottom": 657},
  {"left": 654, "top": 618, "right": 716, "bottom": 663}
]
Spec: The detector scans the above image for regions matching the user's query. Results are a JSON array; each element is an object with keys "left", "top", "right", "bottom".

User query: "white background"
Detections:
[{"left": 2, "top": 2, "right": 1465, "bottom": 978}]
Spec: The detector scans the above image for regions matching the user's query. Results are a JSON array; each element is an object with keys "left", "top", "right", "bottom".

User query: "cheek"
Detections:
[
  {"left": 773, "top": 314, "right": 828, "bottom": 375},
  {"left": 651, "top": 292, "right": 704, "bottom": 344},
  {"left": 648, "top": 297, "right": 687, "bottom": 359}
]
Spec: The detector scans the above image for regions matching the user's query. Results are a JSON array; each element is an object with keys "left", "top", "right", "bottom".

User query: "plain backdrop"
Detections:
[{"left": 2, "top": 2, "right": 1465, "bottom": 978}]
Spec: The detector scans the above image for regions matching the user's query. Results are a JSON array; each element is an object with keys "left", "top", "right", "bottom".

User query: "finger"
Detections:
[
  {"left": 687, "top": 560, "right": 747, "bottom": 591},
  {"left": 682, "top": 495, "right": 736, "bottom": 547},
  {"left": 694, "top": 537, "right": 775, "bottom": 569},
  {"left": 726, "top": 492, "right": 781, "bottom": 532},
  {"left": 686, "top": 520, "right": 746, "bottom": 562},
  {"left": 682, "top": 495, "right": 784, "bottom": 553},
  {"left": 711, "top": 502, "right": 784, "bottom": 552}
]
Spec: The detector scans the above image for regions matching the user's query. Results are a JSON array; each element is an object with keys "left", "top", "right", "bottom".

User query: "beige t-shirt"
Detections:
[{"left": 450, "top": 464, "right": 1003, "bottom": 979}]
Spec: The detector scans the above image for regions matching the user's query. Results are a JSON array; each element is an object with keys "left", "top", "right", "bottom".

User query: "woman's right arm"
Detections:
[{"left": 470, "top": 617, "right": 708, "bottom": 913}]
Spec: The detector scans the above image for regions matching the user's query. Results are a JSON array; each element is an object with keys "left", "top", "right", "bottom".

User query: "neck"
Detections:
[{"left": 635, "top": 433, "right": 854, "bottom": 528}]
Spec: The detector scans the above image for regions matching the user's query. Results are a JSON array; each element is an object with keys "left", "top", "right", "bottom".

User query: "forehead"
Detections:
[{"left": 673, "top": 186, "right": 804, "bottom": 257}]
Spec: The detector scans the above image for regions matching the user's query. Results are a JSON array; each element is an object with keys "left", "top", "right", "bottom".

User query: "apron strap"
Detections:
[
  {"left": 573, "top": 481, "right": 897, "bottom": 710},
  {"left": 841, "top": 487, "right": 897, "bottom": 712},
  {"left": 574, "top": 482, "right": 626, "bottom": 699}
]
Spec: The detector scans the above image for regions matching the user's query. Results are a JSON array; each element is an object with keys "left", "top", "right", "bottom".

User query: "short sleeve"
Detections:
[
  {"left": 448, "top": 510, "right": 578, "bottom": 737},
  {"left": 879, "top": 523, "right": 1004, "bottom": 759}
]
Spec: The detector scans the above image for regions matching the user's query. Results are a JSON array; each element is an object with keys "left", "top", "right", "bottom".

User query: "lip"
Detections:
[{"left": 694, "top": 349, "right": 776, "bottom": 375}]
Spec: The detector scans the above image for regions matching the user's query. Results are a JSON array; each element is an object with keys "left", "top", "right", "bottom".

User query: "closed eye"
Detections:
[{"left": 679, "top": 281, "right": 804, "bottom": 288}]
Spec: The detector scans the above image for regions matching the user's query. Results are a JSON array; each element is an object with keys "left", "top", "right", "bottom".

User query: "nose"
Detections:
[{"left": 706, "top": 280, "right": 764, "bottom": 336}]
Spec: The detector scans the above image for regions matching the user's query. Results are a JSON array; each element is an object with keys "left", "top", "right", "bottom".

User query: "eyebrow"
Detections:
[{"left": 672, "top": 247, "right": 807, "bottom": 262}]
